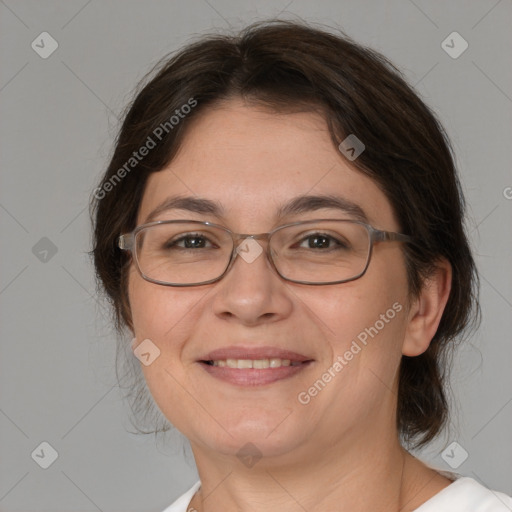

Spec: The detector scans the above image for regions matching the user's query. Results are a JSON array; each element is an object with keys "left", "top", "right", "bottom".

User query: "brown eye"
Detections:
[{"left": 165, "top": 234, "right": 214, "bottom": 250}]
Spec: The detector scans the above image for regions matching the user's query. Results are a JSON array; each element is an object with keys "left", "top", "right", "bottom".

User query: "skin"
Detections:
[{"left": 127, "top": 98, "right": 453, "bottom": 511}]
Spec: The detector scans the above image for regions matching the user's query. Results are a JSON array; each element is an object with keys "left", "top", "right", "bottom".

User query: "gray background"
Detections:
[{"left": 1, "top": 1, "right": 511, "bottom": 510}]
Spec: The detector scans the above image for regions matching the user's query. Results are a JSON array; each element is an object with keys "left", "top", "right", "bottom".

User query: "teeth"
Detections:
[
  {"left": 253, "top": 359, "right": 270, "bottom": 369},
  {"left": 211, "top": 358, "right": 297, "bottom": 368}
]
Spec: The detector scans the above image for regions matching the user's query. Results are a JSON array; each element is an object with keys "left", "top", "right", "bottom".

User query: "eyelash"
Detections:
[{"left": 162, "top": 231, "right": 350, "bottom": 251}]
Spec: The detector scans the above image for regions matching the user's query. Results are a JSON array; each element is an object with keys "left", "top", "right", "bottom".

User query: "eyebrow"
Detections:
[
  {"left": 144, "top": 194, "right": 368, "bottom": 224},
  {"left": 276, "top": 194, "right": 368, "bottom": 222},
  {"left": 145, "top": 196, "right": 224, "bottom": 223}
]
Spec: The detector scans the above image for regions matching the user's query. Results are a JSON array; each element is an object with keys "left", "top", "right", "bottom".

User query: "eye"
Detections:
[
  {"left": 296, "top": 233, "right": 348, "bottom": 250},
  {"left": 301, "top": 234, "right": 331, "bottom": 249},
  {"left": 166, "top": 233, "right": 215, "bottom": 249}
]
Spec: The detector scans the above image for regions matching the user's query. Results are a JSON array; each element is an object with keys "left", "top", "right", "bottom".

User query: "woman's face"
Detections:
[{"left": 128, "top": 99, "right": 413, "bottom": 463}]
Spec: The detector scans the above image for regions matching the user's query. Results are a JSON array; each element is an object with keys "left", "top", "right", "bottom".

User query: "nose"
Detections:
[{"left": 210, "top": 238, "right": 293, "bottom": 326}]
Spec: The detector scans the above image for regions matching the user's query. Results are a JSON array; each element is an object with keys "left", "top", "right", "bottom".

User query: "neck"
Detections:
[{"left": 187, "top": 434, "right": 440, "bottom": 512}]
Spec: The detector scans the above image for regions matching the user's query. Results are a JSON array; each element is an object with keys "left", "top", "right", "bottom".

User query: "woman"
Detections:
[{"left": 91, "top": 20, "right": 511, "bottom": 511}]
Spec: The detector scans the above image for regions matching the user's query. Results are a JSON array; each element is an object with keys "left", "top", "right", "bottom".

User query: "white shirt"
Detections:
[{"left": 162, "top": 477, "right": 512, "bottom": 511}]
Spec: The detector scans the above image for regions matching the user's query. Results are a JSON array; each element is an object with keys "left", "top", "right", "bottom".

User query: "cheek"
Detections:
[
  {"left": 127, "top": 267, "right": 217, "bottom": 385},
  {"left": 290, "top": 249, "right": 410, "bottom": 363},
  {"left": 127, "top": 269, "right": 211, "bottom": 427},
  {"left": 128, "top": 266, "right": 201, "bottom": 339}
]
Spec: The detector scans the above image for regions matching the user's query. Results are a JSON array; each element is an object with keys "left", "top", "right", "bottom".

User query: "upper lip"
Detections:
[{"left": 199, "top": 346, "right": 313, "bottom": 362}]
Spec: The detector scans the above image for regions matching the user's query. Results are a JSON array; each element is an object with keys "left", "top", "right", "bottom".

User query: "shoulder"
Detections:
[
  {"left": 161, "top": 481, "right": 201, "bottom": 512},
  {"left": 414, "top": 477, "right": 512, "bottom": 511}
]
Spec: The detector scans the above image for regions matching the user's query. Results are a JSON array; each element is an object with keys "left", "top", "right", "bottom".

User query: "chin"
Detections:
[{"left": 193, "top": 415, "right": 310, "bottom": 462}]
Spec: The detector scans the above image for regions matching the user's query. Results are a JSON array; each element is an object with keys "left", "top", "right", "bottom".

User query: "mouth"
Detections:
[
  {"left": 197, "top": 346, "right": 314, "bottom": 386},
  {"left": 202, "top": 358, "right": 304, "bottom": 368}
]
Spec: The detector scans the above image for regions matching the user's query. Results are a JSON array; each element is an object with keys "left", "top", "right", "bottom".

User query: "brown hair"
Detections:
[{"left": 90, "top": 20, "right": 479, "bottom": 447}]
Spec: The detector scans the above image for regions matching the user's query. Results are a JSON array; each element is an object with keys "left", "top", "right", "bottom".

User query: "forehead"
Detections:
[{"left": 138, "top": 99, "right": 397, "bottom": 230}]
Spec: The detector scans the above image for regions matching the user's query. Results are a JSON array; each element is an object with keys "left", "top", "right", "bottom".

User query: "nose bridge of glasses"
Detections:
[
  {"left": 233, "top": 231, "right": 271, "bottom": 242},
  {"left": 231, "top": 232, "right": 273, "bottom": 266},
  {"left": 231, "top": 232, "right": 271, "bottom": 253}
]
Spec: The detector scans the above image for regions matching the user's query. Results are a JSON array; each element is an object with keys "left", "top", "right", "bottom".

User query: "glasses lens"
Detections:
[
  {"left": 271, "top": 220, "right": 371, "bottom": 283},
  {"left": 135, "top": 223, "right": 233, "bottom": 285}
]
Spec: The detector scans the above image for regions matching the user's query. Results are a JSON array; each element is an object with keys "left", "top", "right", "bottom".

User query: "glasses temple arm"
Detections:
[{"left": 373, "top": 230, "right": 413, "bottom": 243}]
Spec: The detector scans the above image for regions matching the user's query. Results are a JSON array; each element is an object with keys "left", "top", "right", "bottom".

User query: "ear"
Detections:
[{"left": 402, "top": 259, "right": 452, "bottom": 357}]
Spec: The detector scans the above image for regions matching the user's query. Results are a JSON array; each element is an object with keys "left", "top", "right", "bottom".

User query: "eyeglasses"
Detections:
[{"left": 118, "top": 219, "right": 412, "bottom": 287}]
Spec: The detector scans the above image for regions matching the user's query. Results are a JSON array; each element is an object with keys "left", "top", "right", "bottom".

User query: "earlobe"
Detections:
[{"left": 402, "top": 259, "right": 452, "bottom": 357}]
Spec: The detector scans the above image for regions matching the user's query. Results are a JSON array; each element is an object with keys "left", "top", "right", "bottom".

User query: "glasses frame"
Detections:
[{"left": 118, "top": 219, "right": 413, "bottom": 287}]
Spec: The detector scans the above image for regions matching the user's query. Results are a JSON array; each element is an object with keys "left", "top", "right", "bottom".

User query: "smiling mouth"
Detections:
[
  {"left": 198, "top": 357, "right": 313, "bottom": 386},
  {"left": 197, "top": 346, "right": 314, "bottom": 386},
  {"left": 202, "top": 358, "right": 307, "bottom": 369}
]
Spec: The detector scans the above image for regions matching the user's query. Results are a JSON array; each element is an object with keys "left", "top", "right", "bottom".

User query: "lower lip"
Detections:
[{"left": 199, "top": 361, "right": 313, "bottom": 386}]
